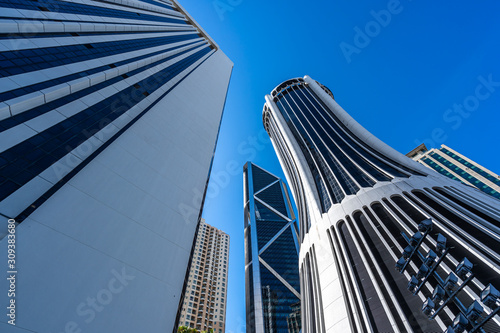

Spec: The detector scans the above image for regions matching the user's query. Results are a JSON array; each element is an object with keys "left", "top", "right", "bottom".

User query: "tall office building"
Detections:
[
  {"left": 407, "top": 143, "right": 500, "bottom": 199},
  {"left": 262, "top": 76, "right": 500, "bottom": 333},
  {"left": 179, "top": 218, "right": 229, "bottom": 333},
  {"left": 243, "top": 162, "right": 301, "bottom": 333},
  {"left": 0, "top": 0, "right": 232, "bottom": 332}
]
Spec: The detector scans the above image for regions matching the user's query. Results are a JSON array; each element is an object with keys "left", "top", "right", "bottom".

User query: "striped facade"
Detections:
[
  {"left": 0, "top": 1, "right": 233, "bottom": 332},
  {"left": 407, "top": 144, "right": 500, "bottom": 200},
  {"left": 262, "top": 76, "right": 500, "bottom": 333}
]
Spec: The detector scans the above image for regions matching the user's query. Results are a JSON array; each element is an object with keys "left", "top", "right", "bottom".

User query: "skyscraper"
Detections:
[
  {"left": 262, "top": 76, "right": 500, "bottom": 333},
  {"left": 407, "top": 143, "right": 500, "bottom": 199},
  {"left": 179, "top": 218, "right": 229, "bottom": 333},
  {"left": 244, "top": 162, "right": 301, "bottom": 333},
  {"left": 0, "top": 0, "right": 232, "bottom": 332}
]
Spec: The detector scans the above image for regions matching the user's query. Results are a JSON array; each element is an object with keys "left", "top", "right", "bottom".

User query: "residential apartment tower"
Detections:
[{"left": 179, "top": 219, "right": 229, "bottom": 333}]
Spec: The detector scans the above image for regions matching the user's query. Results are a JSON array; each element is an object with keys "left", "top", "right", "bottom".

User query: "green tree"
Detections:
[{"left": 178, "top": 326, "right": 209, "bottom": 333}]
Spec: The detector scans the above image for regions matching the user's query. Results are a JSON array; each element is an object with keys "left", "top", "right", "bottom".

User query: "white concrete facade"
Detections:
[
  {"left": 0, "top": 49, "right": 232, "bottom": 333},
  {"left": 0, "top": 1, "right": 233, "bottom": 332}
]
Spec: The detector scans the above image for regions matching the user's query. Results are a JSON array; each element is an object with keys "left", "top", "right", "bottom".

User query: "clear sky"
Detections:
[{"left": 178, "top": 0, "right": 500, "bottom": 331}]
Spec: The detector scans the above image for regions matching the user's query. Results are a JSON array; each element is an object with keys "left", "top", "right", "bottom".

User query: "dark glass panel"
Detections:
[
  {"left": 0, "top": 0, "right": 186, "bottom": 25},
  {"left": 255, "top": 218, "right": 288, "bottom": 251},
  {"left": 252, "top": 165, "right": 278, "bottom": 193},
  {"left": 260, "top": 228, "right": 300, "bottom": 292},
  {"left": 255, "top": 182, "right": 288, "bottom": 217},
  {"left": 0, "top": 34, "right": 199, "bottom": 79},
  {"left": 259, "top": 264, "right": 300, "bottom": 333}
]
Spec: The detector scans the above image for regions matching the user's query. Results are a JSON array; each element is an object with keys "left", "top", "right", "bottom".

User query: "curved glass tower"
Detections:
[{"left": 263, "top": 76, "right": 500, "bottom": 333}]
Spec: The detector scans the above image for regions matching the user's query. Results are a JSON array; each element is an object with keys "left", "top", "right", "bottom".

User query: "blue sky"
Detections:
[{"left": 178, "top": 0, "right": 500, "bottom": 331}]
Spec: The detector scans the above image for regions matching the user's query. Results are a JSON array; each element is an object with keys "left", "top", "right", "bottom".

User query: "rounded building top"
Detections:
[
  {"left": 270, "top": 77, "right": 305, "bottom": 98},
  {"left": 262, "top": 75, "right": 334, "bottom": 134},
  {"left": 268, "top": 76, "right": 334, "bottom": 101}
]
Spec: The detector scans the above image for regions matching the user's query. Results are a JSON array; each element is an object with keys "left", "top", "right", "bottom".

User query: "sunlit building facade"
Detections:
[
  {"left": 179, "top": 219, "right": 229, "bottom": 333},
  {"left": 263, "top": 76, "right": 500, "bottom": 333},
  {"left": 0, "top": 0, "right": 232, "bottom": 332},
  {"left": 244, "top": 162, "right": 301, "bottom": 333},
  {"left": 407, "top": 144, "right": 500, "bottom": 199}
]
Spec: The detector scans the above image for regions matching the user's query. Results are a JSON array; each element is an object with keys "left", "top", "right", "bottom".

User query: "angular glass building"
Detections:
[
  {"left": 263, "top": 76, "right": 500, "bottom": 333},
  {"left": 244, "top": 162, "right": 301, "bottom": 333},
  {"left": 0, "top": 0, "right": 232, "bottom": 332},
  {"left": 407, "top": 144, "right": 500, "bottom": 199}
]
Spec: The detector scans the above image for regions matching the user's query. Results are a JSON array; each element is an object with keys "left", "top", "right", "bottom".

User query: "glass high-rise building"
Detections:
[
  {"left": 243, "top": 162, "right": 301, "bottom": 333},
  {"left": 407, "top": 143, "right": 500, "bottom": 199},
  {"left": 262, "top": 76, "right": 500, "bottom": 333},
  {"left": 0, "top": 1, "right": 232, "bottom": 332}
]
